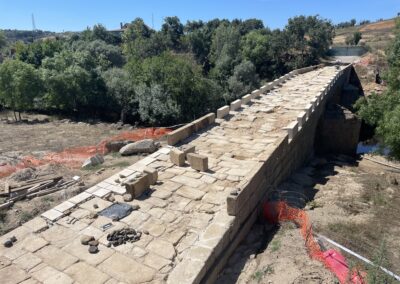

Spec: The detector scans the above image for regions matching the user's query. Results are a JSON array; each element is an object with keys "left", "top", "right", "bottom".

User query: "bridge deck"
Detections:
[{"left": 0, "top": 66, "right": 342, "bottom": 284}]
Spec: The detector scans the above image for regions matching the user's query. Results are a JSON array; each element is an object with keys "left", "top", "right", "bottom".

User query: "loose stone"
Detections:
[
  {"left": 3, "top": 240, "right": 13, "bottom": 248},
  {"left": 88, "top": 240, "right": 99, "bottom": 246},
  {"left": 131, "top": 204, "right": 140, "bottom": 210},
  {"left": 88, "top": 245, "right": 99, "bottom": 254},
  {"left": 93, "top": 204, "right": 99, "bottom": 209},
  {"left": 81, "top": 235, "right": 95, "bottom": 245},
  {"left": 230, "top": 189, "right": 238, "bottom": 196},
  {"left": 123, "top": 193, "right": 133, "bottom": 202}
]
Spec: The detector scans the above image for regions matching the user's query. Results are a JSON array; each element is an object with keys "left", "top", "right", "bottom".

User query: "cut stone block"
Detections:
[
  {"left": 193, "top": 113, "right": 215, "bottom": 132},
  {"left": 297, "top": 111, "right": 307, "bottom": 128},
  {"left": 241, "top": 94, "right": 251, "bottom": 105},
  {"left": 69, "top": 192, "right": 92, "bottom": 204},
  {"left": 167, "top": 123, "right": 194, "bottom": 146},
  {"left": 144, "top": 167, "right": 158, "bottom": 185},
  {"left": 179, "top": 144, "right": 195, "bottom": 158},
  {"left": 125, "top": 174, "right": 150, "bottom": 198},
  {"left": 283, "top": 121, "right": 299, "bottom": 141},
  {"left": 230, "top": 99, "right": 241, "bottom": 111},
  {"left": 41, "top": 209, "right": 63, "bottom": 222},
  {"left": 53, "top": 201, "right": 75, "bottom": 214},
  {"left": 251, "top": 89, "right": 261, "bottom": 99},
  {"left": 98, "top": 253, "right": 156, "bottom": 284},
  {"left": 217, "top": 106, "right": 230, "bottom": 119},
  {"left": 170, "top": 148, "right": 185, "bottom": 167},
  {"left": 187, "top": 153, "right": 208, "bottom": 172}
]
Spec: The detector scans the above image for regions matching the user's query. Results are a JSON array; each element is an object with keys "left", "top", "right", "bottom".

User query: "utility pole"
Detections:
[{"left": 32, "top": 14, "right": 37, "bottom": 31}]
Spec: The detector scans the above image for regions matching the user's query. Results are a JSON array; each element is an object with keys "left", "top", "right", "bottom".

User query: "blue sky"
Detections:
[{"left": 1, "top": 0, "right": 399, "bottom": 32}]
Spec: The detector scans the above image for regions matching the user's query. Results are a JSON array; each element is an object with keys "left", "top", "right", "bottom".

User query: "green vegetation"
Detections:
[
  {"left": 0, "top": 16, "right": 334, "bottom": 125},
  {"left": 270, "top": 239, "right": 281, "bottom": 252},
  {"left": 356, "top": 19, "right": 400, "bottom": 159},
  {"left": 345, "top": 31, "right": 363, "bottom": 46},
  {"left": 252, "top": 265, "right": 274, "bottom": 282}
]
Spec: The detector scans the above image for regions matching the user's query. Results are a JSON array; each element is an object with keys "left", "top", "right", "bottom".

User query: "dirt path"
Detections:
[{"left": 220, "top": 154, "right": 400, "bottom": 283}]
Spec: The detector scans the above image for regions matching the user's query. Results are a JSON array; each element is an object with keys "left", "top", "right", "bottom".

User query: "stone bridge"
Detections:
[{"left": 0, "top": 64, "right": 361, "bottom": 284}]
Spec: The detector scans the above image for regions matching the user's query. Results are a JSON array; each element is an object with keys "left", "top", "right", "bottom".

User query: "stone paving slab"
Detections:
[{"left": 0, "top": 66, "right": 345, "bottom": 284}]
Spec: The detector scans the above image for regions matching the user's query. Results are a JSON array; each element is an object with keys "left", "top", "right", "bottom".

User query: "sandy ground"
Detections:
[{"left": 220, "top": 154, "right": 400, "bottom": 283}]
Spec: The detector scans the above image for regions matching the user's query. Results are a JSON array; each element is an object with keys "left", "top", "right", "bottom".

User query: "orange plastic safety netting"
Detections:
[
  {"left": 263, "top": 201, "right": 365, "bottom": 284},
  {"left": 0, "top": 128, "right": 171, "bottom": 179}
]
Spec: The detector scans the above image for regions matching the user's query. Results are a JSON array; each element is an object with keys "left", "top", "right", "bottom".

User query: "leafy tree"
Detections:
[
  {"left": 81, "top": 24, "right": 121, "bottom": 45},
  {"left": 285, "top": 15, "right": 334, "bottom": 68},
  {"left": 0, "top": 31, "right": 6, "bottom": 49},
  {"left": 0, "top": 60, "right": 43, "bottom": 120},
  {"left": 226, "top": 60, "right": 259, "bottom": 101},
  {"left": 161, "top": 17, "right": 184, "bottom": 50},
  {"left": 241, "top": 30, "right": 273, "bottom": 78},
  {"left": 14, "top": 39, "right": 63, "bottom": 67},
  {"left": 69, "top": 40, "right": 125, "bottom": 69},
  {"left": 41, "top": 50, "right": 107, "bottom": 113},
  {"left": 209, "top": 23, "right": 241, "bottom": 82},
  {"left": 350, "top": 19, "right": 357, "bottom": 26},
  {"left": 129, "top": 52, "right": 222, "bottom": 123},
  {"left": 136, "top": 84, "right": 180, "bottom": 125},
  {"left": 102, "top": 68, "right": 135, "bottom": 122}
]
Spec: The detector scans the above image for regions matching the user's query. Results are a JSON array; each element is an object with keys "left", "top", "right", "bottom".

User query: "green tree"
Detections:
[
  {"left": 0, "top": 30, "right": 6, "bottom": 49},
  {"left": 241, "top": 30, "right": 273, "bottom": 78},
  {"left": 41, "top": 50, "right": 107, "bottom": 114},
  {"left": 14, "top": 39, "right": 63, "bottom": 67},
  {"left": 161, "top": 16, "right": 184, "bottom": 50},
  {"left": 102, "top": 68, "right": 135, "bottom": 123},
  {"left": 136, "top": 84, "right": 180, "bottom": 125},
  {"left": 0, "top": 60, "right": 43, "bottom": 120},
  {"left": 209, "top": 23, "right": 241, "bottom": 82},
  {"left": 226, "top": 60, "right": 260, "bottom": 101},
  {"left": 128, "top": 52, "right": 222, "bottom": 123}
]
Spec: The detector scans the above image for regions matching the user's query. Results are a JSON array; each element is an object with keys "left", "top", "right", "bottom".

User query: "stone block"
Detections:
[
  {"left": 187, "top": 153, "right": 208, "bottom": 172},
  {"left": 179, "top": 144, "right": 195, "bottom": 158},
  {"left": 284, "top": 121, "right": 299, "bottom": 141},
  {"left": 252, "top": 89, "right": 262, "bottom": 99},
  {"left": 98, "top": 253, "right": 155, "bottom": 283},
  {"left": 297, "top": 111, "right": 307, "bottom": 128},
  {"left": 170, "top": 148, "right": 185, "bottom": 166},
  {"left": 144, "top": 167, "right": 158, "bottom": 185},
  {"left": 227, "top": 195, "right": 238, "bottom": 216},
  {"left": 241, "top": 94, "right": 251, "bottom": 105},
  {"left": 125, "top": 174, "right": 150, "bottom": 198},
  {"left": 305, "top": 103, "right": 314, "bottom": 117},
  {"left": 230, "top": 99, "right": 241, "bottom": 111},
  {"left": 167, "top": 123, "right": 194, "bottom": 146},
  {"left": 193, "top": 113, "right": 215, "bottom": 132},
  {"left": 217, "top": 106, "right": 230, "bottom": 119}
]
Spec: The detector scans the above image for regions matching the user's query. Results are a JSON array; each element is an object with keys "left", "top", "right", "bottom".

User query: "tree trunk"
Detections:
[
  {"left": 13, "top": 110, "right": 17, "bottom": 121},
  {"left": 120, "top": 109, "right": 127, "bottom": 124},
  {"left": 18, "top": 112, "right": 21, "bottom": 121}
]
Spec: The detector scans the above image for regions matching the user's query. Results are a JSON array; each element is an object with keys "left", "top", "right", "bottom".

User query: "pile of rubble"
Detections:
[{"left": 106, "top": 228, "right": 142, "bottom": 247}]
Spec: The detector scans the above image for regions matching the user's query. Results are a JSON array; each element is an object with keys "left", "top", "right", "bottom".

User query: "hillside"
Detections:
[{"left": 334, "top": 18, "right": 396, "bottom": 52}]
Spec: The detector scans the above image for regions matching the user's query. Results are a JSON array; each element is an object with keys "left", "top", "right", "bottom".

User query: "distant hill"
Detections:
[
  {"left": 334, "top": 18, "right": 396, "bottom": 51},
  {"left": 1, "top": 29, "right": 58, "bottom": 44}
]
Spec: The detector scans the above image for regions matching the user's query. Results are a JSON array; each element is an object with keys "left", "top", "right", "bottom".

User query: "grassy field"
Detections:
[{"left": 334, "top": 18, "right": 396, "bottom": 52}]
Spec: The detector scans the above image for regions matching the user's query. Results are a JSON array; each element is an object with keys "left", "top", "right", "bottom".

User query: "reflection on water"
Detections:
[{"left": 357, "top": 142, "right": 390, "bottom": 155}]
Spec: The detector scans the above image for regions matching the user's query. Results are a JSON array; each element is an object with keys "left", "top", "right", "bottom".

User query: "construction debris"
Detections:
[{"left": 0, "top": 175, "right": 78, "bottom": 210}]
